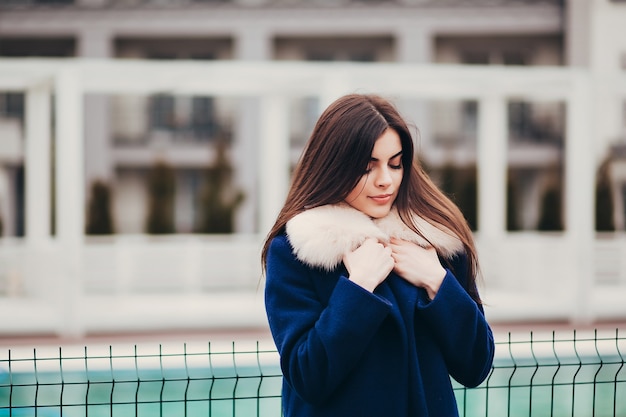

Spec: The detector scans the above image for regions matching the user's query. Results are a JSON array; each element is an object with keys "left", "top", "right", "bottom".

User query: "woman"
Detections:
[{"left": 262, "top": 94, "right": 494, "bottom": 417}]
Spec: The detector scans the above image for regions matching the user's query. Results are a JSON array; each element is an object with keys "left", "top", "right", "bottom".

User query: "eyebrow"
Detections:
[{"left": 370, "top": 150, "right": 403, "bottom": 162}]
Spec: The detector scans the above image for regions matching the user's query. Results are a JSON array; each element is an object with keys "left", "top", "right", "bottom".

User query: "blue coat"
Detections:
[{"left": 265, "top": 233, "right": 494, "bottom": 417}]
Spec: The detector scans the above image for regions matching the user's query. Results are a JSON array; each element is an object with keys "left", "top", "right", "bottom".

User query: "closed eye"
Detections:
[
  {"left": 366, "top": 150, "right": 403, "bottom": 173},
  {"left": 389, "top": 154, "right": 403, "bottom": 169}
]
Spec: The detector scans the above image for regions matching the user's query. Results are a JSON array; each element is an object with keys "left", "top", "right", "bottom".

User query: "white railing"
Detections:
[{"left": 0, "top": 58, "right": 625, "bottom": 336}]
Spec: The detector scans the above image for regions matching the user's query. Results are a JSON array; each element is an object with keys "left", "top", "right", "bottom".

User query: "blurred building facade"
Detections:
[
  {"left": 0, "top": 0, "right": 625, "bottom": 335},
  {"left": 1, "top": 0, "right": 624, "bottom": 237}
]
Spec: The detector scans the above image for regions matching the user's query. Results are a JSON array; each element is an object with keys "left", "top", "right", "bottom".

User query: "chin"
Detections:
[{"left": 366, "top": 206, "right": 392, "bottom": 219}]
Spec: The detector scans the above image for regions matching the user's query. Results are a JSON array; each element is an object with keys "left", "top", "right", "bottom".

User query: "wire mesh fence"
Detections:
[
  {"left": 0, "top": 329, "right": 625, "bottom": 417},
  {"left": 458, "top": 329, "right": 626, "bottom": 417}
]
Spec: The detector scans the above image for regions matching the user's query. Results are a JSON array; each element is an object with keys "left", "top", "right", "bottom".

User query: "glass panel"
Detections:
[
  {"left": 288, "top": 96, "right": 319, "bottom": 174},
  {"left": 423, "top": 99, "right": 478, "bottom": 230},
  {"left": 595, "top": 99, "right": 626, "bottom": 232},
  {"left": 92, "top": 94, "right": 249, "bottom": 234},
  {"left": 274, "top": 36, "right": 394, "bottom": 62},
  {"left": 0, "top": 37, "right": 75, "bottom": 57},
  {"left": 506, "top": 100, "right": 565, "bottom": 231},
  {"left": 0, "top": 93, "right": 24, "bottom": 119},
  {"left": 0, "top": 92, "right": 26, "bottom": 238}
]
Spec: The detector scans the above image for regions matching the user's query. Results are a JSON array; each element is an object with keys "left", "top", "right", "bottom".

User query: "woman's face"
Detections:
[{"left": 344, "top": 128, "right": 404, "bottom": 218}]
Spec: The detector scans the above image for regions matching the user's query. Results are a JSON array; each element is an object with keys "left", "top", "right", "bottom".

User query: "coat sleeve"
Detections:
[
  {"left": 264, "top": 235, "right": 392, "bottom": 405},
  {"left": 416, "top": 254, "right": 495, "bottom": 388}
]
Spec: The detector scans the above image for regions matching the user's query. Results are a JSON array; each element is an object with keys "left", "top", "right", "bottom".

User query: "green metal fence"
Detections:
[{"left": 1, "top": 329, "right": 624, "bottom": 417}]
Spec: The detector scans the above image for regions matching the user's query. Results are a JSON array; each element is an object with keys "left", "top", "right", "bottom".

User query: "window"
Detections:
[
  {"left": 274, "top": 36, "right": 394, "bottom": 62},
  {"left": 0, "top": 37, "right": 75, "bottom": 57},
  {"left": 0, "top": 93, "right": 24, "bottom": 120},
  {"left": 149, "top": 94, "right": 175, "bottom": 132}
]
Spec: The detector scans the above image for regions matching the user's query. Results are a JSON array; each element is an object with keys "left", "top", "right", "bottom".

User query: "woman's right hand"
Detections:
[{"left": 342, "top": 238, "right": 394, "bottom": 292}]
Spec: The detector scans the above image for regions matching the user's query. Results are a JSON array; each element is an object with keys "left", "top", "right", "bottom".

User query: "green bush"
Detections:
[
  {"left": 86, "top": 180, "right": 115, "bottom": 235},
  {"left": 197, "top": 141, "right": 244, "bottom": 234},
  {"left": 438, "top": 164, "right": 477, "bottom": 231},
  {"left": 145, "top": 161, "right": 176, "bottom": 234},
  {"left": 537, "top": 186, "right": 563, "bottom": 231},
  {"left": 595, "top": 158, "right": 615, "bottom": 231}
]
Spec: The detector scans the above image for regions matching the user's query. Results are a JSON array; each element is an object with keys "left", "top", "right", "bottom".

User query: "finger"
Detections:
[
  {"left": 388, "top": 238, "right": 402, "bottom": 249},
  {"left": 361, "top": 237, "right": 381, "bottom": 249}
]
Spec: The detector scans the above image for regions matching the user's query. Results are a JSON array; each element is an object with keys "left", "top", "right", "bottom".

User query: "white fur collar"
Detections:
[{"left": 286, "top": 203, "right": 464, "bottom": 271}]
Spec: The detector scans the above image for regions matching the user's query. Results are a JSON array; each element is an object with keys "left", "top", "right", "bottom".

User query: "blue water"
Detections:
[
  {"left": 1, "top": 356, "right": 625, "bottom": 417},
  {"left": 0, "top": 365, "right": 283, "bottom": 417}
]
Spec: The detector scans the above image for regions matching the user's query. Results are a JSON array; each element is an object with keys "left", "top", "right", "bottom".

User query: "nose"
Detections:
[{"left": 375, "top": 166, "right": 392, "bottom": 188}]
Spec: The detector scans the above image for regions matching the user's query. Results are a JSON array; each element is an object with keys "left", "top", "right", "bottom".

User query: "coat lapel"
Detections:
[{"left": 374, "top": 276, "right": 409, "bottom": 344}]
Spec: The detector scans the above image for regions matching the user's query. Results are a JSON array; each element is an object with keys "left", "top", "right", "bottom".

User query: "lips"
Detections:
[{"left": 369, "top": 194, "right": 393, "bottom": 204}]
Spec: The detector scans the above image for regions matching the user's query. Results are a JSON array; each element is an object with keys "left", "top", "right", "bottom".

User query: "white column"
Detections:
[
  {"left": 258, "top": 96, "right": 289, "bottom": 236},
  {"left": 79, "top": 29, "right": 114, "bottom": 212},
  {"left": 55, "top": 67, "right": 85, "bottom": 337},
  {"left": 395, "top": 27, "right": 433, "bottom": 63},
  {"left": 564, "top": 0, "right": 592, "bottom": 67},
  {"left": 476, "top": 93, "right": 507, "bottom": 291},
  {"left": 234, "top": 27, "right": 272, "bottom": 233},
  {"left": 477, "top": 94, "right": 507, "bottom": 239},
  {"left": 395, "top": 27, "right": 434, "bottom": 156},
  {"left": 566, "top": 73, "right": 594, "bottom": 324},
  {"left": 23, "top": 85, "right": 54, "bottom": 303},
  {"left": 56, "top": 68, "right": 85, "bottom": 244},
  {"left": 25, "top": 84, "right": 52, "bottom": 243},
  {"left": 78, "top": 28, "right": 112, "bottom": 58},
  {"left": 234, "top": 98, "right": 260, "bottom": 233},
  {"left": 589, "top": 0, "right": 625, "bottom": 164},
  {"left": 234, "top": 26, "right": 272, "bottom": 61}
]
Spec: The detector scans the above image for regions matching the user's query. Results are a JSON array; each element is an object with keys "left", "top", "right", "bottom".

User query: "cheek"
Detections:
[
  {"left": 393, "top": 169, "right": 404, "bottom": 186},
  {"left": 346, "top": 177, "right": 368, "bottom": 201}
]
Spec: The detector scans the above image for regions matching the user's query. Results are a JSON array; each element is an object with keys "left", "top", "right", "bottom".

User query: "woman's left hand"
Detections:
[{"left": 389, "top": 237, "right": 446, "bottom": 300}]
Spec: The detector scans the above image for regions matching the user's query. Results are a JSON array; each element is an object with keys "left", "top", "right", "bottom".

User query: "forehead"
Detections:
[{"left": 371, "top": 128, "right": 402, "bottom": 158}]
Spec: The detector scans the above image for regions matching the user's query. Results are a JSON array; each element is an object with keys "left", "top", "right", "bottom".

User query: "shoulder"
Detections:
[
  {"left": 268, "top": 233, "right": 292, "bottom": 254},
  {"left": 266, "top": 233, "right": 323, "bottom": 277},
  {"left": 266, "top": 234, "right": 298, "bottom": 268}
]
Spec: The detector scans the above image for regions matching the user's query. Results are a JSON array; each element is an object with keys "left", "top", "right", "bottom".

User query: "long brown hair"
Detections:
[{"left": 261, "top": 94, "right": 481, "bottom": 303}]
